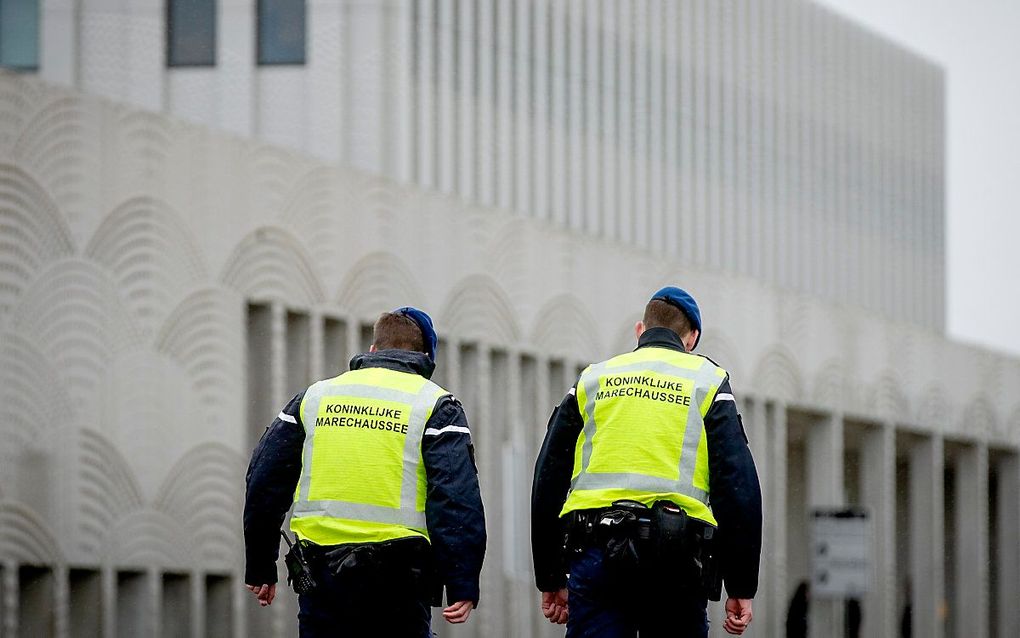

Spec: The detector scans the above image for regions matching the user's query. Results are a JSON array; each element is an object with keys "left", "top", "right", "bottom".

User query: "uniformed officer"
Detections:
[
  {"left": 531, "top": 287, "right": 762, "bottom": 637},
  {"left": 244, "top": 307, "right": 486, "bottom": 637}
]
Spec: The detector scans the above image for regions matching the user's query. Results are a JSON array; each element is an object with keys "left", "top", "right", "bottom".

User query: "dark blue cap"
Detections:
[
  {"left": 394, "top": 306, "right": 439, "bottom": 362},
  {"left": 650, "top": 286, "right": 702, "bottom": 349}
]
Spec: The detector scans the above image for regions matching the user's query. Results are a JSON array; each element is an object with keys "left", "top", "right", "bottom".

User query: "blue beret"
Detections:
[
  {"left": 394, "top": 306, "right": 439, "bottom": 362},
  {"left": 650, "top": 286, "right": 702, "bottom": 349}
]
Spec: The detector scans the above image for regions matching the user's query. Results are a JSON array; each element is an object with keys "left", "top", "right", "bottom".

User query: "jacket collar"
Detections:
[
  {"left": 636, "top": 327, "right": 688, "bottom": 353},
  {"left": 349, "top": 349, "right": 436, "bottom": 379}
]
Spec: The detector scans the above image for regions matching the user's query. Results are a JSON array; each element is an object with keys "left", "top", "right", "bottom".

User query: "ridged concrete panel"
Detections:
[
  {"left": 336, "top": 251, "right": 428, "bottom": 320},
  {"left": 12, "top": 95, "right": 99, "bottom": 246},
  {"left": 75, "top": 428, "right": 145, "bottom": 560},
  {"left": 108, "top": 509, "right": 193, "bottom": 569},
  {"left": 87, "top": 197, "right": 208, "bottom": 332},
  {"left": 108, "top": 350, "right": 196, "bottom": 497},
  {"left": 809, "top": 358, "right": 849, "bottom": 412},
  {"left": 694, "top": 331, "right": 747, "bottom": 387},
  {"left": 0, "top": 76, "right": 45, "bottom": 149},
  {"left": 153, "top": 443, "right": 245, "bottom": 571},
  {"left": 114, "top": 110, "right": 177, "bottom": 191},
  {"left": 868, "top": 369, "right": 910, "bottom": 424},
  {"left": 12, "top": 260, "right": 138, "bottom": 421},
  {"left": 0, "top": 165, "right": 75, "bottom": 318},
  {"left": 155, "top": 288, "right": 244, "bottom": 412},
  {"left": 0, "top": 502, "right": 63, "bottom": 564},
  {"left": 439, "top": 274, "right": 523, "bottom": 346},
  {"left": 221, "top": 228, "right": 326, "bottom": 306},
  {"left": 528, "top": 294, "right": 604, "bottom": 363},
  {"left": 0, "top": 332, "right": 63, "bottom": 450},
  {"left": 751, "top": 346, "right": 805, "bottom": 405},
  {"left": 962, "top": 396, "right": 999, "bottom": 443}
]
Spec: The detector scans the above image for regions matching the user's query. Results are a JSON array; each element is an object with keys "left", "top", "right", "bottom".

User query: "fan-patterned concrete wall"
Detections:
[{"left": 0, "top": 75, "right": 1018, "bottom": 637}]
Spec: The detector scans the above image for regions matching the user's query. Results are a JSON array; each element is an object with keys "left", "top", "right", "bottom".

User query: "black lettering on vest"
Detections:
[{"left": 598, "top": 373, "right": 694, "bottom": 408}]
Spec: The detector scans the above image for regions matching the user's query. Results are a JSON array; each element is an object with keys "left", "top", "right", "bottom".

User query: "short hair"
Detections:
[
  {"left": 643, "top": 299, "right": 693, "bottom": 339},
  {"left": 373, "top": 312, "right": 425, "bottom": 353}
]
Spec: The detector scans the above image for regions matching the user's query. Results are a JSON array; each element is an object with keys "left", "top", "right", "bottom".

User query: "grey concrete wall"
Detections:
[{"left": 27, "top": 0, "right": 946, "bottom": 330}]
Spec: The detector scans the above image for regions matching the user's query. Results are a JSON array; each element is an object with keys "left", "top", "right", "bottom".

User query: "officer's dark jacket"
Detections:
[
  {"left": 243, "top": 350, "right": 487, "bottom": 605},
  {"left": 531, "top": 327, "right": 763, "bottom": 599}
]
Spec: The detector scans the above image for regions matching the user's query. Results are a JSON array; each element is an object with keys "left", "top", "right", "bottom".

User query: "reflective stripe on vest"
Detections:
[
  {"left": 562, "top": 348, "right": 726, "bottom": 524},
  {"left": 292, "top": 368, "right": 447, "bottom": 542}
]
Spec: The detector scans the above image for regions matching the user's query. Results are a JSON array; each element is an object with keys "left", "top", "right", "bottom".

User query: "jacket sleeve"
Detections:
[
  {"left": 531, "top": 388, "right": 584, "bottom": 592},
  {"left": 243, "top": 392, "right": 305, "bottom": 586},
  {"left": 704, "top": 377, "right": 763, "bottom": 599},
  {"left": 421, "top": 396, "right": 487, "bottom": 606}
]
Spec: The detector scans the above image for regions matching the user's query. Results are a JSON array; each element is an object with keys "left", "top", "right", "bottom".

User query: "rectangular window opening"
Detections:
[
  {"left": 167, "top": 0, "right": 217, "bottom": 67},
  {"left": 257, "top": 0, "right": 306, "bottom": 66},
  {"left": 322, "top": 316, "right": 348, "bottom": 379},
  {"left": 69, "top": 568, "right": 103, "bottom": 637},
  {"left": 432, "top": 337, "right": 450, "bottom": 388},
  {"left": 0, "top": 0, "right": 40, "bottom": 71},
  {"left": 246, "top": 302, "right": 273, "bottom": 450},
  {"left": 458, "top": 343, "right": 479, "bottom": 419},
  {"left": 285, "top": 310, "right": 311, "bottom": 396},
  {"left": 359, "top": 323, "right": 375, "bottom": 354},
  {"left": 18, "top": 565, "right": 54, "bottom": 636},
  {"left": 161, "top": 572, "right": 191, "bottom": 638},
  {"left": 116, "top": 571, "right": 147, "bottom": 637},
  {"left": 548, "top": 359, "right": 566, "bottom": 404},
  {"left": 0, "top": 564, "right": 5, "bottom": 634},
  {"left": 205, "top": 574, "right": 234, "bottom": 637}
]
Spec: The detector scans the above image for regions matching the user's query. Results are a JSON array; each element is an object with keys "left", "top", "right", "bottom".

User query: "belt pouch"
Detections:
[
  {"left": 326, "top": 544, "right": 382, "bottom": 586},
  {"left": 699, "top": 525, "right": 723, "bottom": 601},
  {"left": 598, "top": 507, "right": 642, "bottom": 575},
  {"left": 652, "top": 501, "right": 688, "bottom": 557}
]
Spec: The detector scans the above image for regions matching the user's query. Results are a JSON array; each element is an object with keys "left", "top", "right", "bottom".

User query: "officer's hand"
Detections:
[
  {"left": 443, "top": 600, "right": 474, "bottom": 624},
  {"left": 723, "top": 597, "right": 752, "bottom": 635},
  {"left": 245, "top": 583, "right": 277, "bottom": 607},
  {"left": 541, "top": 589, "right": 569, "bottom": 624}
]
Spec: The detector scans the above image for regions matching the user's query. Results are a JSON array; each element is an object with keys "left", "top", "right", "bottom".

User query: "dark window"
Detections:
[
  {"left": 257, "top": 0, "right": 306, "bottom": 65},
  {"left": 167, "top": 0, "right": 216, "bottom": 67},
  {"left": 0, "top": 0, "right": 40, "bottom": 71}
]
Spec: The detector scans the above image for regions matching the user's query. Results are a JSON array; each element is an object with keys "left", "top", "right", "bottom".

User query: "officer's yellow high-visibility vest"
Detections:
[
  {"left": 291, "top": 367, "right": 449, "bottom": 545},
  {"left": 561, "top": 346, "right": 727, "bottom": 526}
]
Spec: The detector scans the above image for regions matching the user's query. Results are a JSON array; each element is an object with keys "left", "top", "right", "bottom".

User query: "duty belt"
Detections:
[
  {"left": 565, "top": 500, "right": 714, "bottom": 548},
  {"left": 299, "top": 535, "right": 432, "bottom": 566},
  {"left": 565, "top": 501, "right": 655, "bottom": 549},
  {"left": 562, "top": 499, "right": 723, "bottom": 601}
]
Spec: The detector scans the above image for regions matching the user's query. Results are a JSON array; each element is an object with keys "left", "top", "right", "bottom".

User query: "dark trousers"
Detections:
[
  {"left": 567, "top": 546, "right": 709, "bottom": 638},
  {"left": 296, "top": 547, "right": 433, "bottom": 638}
]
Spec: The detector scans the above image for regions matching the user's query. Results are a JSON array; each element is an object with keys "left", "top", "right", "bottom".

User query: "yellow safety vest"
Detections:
[
  {"left": 561, "top": 346, "right": 727, "bottom": 526},
  {"left": 291, "top": 367, "right": 449, "bottom": 545}
]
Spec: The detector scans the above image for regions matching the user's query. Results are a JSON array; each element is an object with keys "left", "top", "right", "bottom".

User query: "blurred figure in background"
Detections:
[
  {"left": 900, "top": 579, "right": 913, "bottom": 638},
  {"left": 845, "top": 597, "right": 862, "bottom": 638},
  {"left": 785, "top": 581, "right": 809, "bottom": 638}
]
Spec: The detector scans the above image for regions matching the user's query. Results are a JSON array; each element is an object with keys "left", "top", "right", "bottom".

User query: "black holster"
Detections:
[
  {"left": 564, "top": 500, "right": 722, "bottom": 601},
  {"left": 698, "top": 524, "right": 722, "bottom": 601}
]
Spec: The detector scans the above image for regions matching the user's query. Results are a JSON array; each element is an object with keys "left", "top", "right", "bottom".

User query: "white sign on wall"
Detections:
[{"left": 810, "top": 507, "right": 871, "bottom": 598}]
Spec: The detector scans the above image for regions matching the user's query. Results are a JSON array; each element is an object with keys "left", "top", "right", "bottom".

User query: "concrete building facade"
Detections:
[
  {"left": 0, "top": 2, "right": 1015, "bottom": 638},
  {"left": 27, "top": 0, "right": 944, "bottom": 330}
]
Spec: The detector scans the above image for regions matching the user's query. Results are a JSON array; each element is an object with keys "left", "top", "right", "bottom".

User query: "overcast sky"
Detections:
[{"left": 814, "top": 0, "right": 1020, "bottom": 356}]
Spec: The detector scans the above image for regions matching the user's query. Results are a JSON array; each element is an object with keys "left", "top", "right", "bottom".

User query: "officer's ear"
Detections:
[
  {"left": 683, "top": 329, "right": 700, "bottom": 352},
  {"left": 634, "top": 321, "right": 646, "bottom": 341},
  {"left": 369, "top": 344, "right": 377, "bottom": 353}
]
